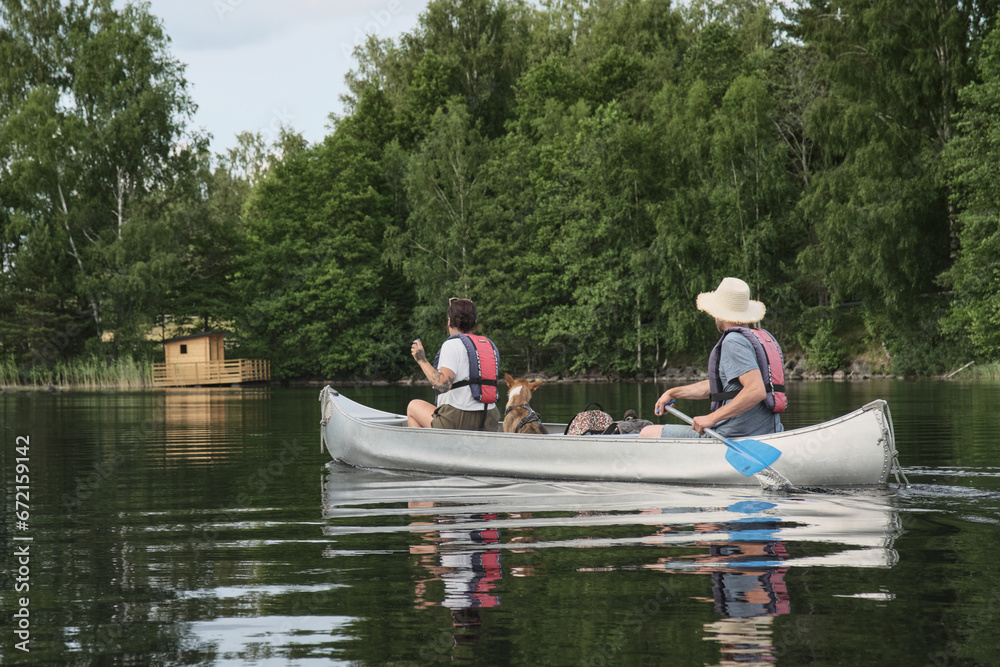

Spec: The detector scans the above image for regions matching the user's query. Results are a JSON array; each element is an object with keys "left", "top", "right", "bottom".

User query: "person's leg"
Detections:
[
  {"left": 483, "top": 407, "right": 502, "bottom": 432},
  {"left": 430, "top": 405, "right": 459, "bottom": 429},
  {"left": 429, "top": 405, "right": 502, "bottom": 431},
  {"left": 639, "top": 423, "right": 708, "bottom": 438},
  {"left": 407, "top": 399, "right": 437, "bottom": 427}
]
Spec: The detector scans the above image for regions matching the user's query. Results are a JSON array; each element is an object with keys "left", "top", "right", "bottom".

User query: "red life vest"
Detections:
[
  {"left": 433, "top": 333, "right": 500, "bottom": 404},
  {"left": 708, "top": 327, "right": 786, "bottom": 413}
]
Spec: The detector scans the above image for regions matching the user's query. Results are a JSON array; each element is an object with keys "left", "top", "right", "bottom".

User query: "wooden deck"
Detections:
[{"left": 152, "top": 359, "right": 271, "bottom": 387}]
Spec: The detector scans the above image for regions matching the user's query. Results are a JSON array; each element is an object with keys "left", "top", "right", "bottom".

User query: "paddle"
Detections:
[{"left": 662, "top": 402, "right": 782, "bottom": 476}]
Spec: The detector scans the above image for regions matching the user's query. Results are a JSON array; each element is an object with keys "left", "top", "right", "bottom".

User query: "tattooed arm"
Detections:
[{"left": 411, "top": 339, "right": 456, "bottom": 393}]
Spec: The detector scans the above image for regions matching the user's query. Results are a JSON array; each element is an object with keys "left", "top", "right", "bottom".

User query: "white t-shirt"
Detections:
[{"left": 435, "top": 336, "right": 495, "bottom": 410}]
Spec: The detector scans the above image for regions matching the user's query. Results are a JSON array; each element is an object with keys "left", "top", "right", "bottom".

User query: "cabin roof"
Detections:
[{"left": 162, "top": 330, "right": 229, "bottom": 345}]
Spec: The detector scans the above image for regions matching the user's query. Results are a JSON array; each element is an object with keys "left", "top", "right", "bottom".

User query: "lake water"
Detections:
[{"left": 2, "top": 380, "right": 999, "bottom": 665}]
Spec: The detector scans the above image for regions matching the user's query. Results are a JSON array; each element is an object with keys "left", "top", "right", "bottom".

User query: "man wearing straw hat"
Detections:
[{"left": 640, "top": 277, "right": 784, "bottom": 439}]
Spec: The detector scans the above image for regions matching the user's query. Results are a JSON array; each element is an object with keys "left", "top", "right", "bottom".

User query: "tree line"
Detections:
[{"left": 3, "top": 0, "right": 1000, "bottom": 381}]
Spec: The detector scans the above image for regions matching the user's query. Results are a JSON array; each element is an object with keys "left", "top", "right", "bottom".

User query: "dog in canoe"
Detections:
[{"left": 503, "top": 374, "right": 545, "bottom": 434}]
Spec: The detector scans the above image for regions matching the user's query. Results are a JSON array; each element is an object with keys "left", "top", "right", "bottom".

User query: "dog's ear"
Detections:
[
  {"left": 530, "top": 380, "right": 543, "bottom": 391},
  {"left": 504, "top": 373, "right": 514, "bottom": 387}
]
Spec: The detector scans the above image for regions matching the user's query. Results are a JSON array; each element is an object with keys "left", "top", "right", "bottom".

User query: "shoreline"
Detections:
[
  {"left": 291, "top": 370, "right": 907, "bottom": 389},
  {"left": 294, "top": 356, "right": 915, "bottom": 388},
  {"left": 0, "top": 374, "right": 902, "bottom": 393},
  {"left": 0, "top": 362, "right": 982, "bottom": 393}
]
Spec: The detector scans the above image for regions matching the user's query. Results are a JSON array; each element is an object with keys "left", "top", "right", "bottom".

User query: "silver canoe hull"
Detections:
[{"left": 319, "top": 386, "right": 897, "bottom": 487}]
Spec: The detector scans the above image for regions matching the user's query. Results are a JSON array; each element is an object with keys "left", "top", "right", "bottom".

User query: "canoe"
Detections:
[{"left": 319, "top": 386, "right": 900, "bottom": 487}]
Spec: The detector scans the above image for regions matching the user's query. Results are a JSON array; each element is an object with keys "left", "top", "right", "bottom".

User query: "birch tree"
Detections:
[{"left": 0, "top": 0, "right": 200, "bottom": 358}]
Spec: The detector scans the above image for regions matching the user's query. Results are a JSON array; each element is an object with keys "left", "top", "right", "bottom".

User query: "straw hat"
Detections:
[{"left": 696, "top": 277, "right": 766, "bottom": 324}]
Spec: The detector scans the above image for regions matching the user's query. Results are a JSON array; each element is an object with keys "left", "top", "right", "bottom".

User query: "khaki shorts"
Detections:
[{"left": 431, "top": 404, "right": 501, "bottom": 432}]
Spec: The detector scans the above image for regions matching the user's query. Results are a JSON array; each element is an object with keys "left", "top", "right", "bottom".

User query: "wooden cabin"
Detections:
[{"left": 152, "top": 332, "right": 270, "bottom": 387}]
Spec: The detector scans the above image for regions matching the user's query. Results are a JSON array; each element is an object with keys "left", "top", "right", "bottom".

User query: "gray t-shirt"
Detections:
[{"left": 714, "top": 333, "right": 783, "bottom": 438}]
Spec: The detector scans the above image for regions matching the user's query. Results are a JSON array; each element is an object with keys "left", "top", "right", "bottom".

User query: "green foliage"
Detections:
[
  {"left": 7, "top": 0, "right": 1000, "bottom": 379},
  {"left": 969, "top": 363, "right": 1000, "bottom": 380},
  {"left": 683, "top": 21, "right": 745, "bottom": 104},
  {"left": 528, "top": 102, "right": 657, "bottom": 373},
  {"left": 0, "top": 0, "right": 204, "bottom": 362},
  {"left": 344, "top": 0, "right": 532, "bottom": 145},
  {"left": 238, "top": 130, "right": 412, "bottom": 379},
  {"left": 942, "top": 14, "right": 1000, "bottom": 361},
  {"left": 804, "top": 319, "right": 845, "bottom": 374},
  {"left": 883, "top": 298, "right": 970, "bottom": 376},
  {"left": 386, "top": 101, "right": 487, "bottom": 311},
  {"left": 0, "top": 352, "right": 150, "bottom": 389},
  {"left": 790, "top": 0, "right": 996, "bottom": 354}
]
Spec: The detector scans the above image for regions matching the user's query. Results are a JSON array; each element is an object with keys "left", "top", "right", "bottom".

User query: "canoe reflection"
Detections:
[{"left": 321, "top": 465, "right": 901, "bottom": 663}]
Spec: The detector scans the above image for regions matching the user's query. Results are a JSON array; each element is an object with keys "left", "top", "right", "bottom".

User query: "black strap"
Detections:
[
  {"left": 451, "top": 378, "right": 497, "bottom": 430},
  {"left": 505, "top": 405, "right": 541, "bottom": 432},
  {"left": 478, "top": 403, "right": 489, "bottom": 431},
  {"left": 710, "top": 383, "right": 784, "bottom": 402},
  {"left": 452, "top": 378, "right": 498, "bottom": 390},
  {"left": 517, "top": 411, "right": 541, "bottom": 432}
]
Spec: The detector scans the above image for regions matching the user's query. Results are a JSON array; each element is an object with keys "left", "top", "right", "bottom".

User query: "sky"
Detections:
[{"left": 143, "top": 0, "right": 428, "bottom": 156}]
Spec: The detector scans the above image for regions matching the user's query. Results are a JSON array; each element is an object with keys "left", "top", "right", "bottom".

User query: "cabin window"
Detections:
[{"left": 180, "top": 344, "right": 187, "bottom": 354}]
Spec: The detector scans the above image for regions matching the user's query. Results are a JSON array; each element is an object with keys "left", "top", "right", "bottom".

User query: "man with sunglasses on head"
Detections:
[{"left": 407, "top": 298, "right": 502, "bottom": 431}]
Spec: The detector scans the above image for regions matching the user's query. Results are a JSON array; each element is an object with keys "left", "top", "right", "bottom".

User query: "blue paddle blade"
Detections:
[{"left": 723, "top": 438, "right": 782, "bottom": 476}]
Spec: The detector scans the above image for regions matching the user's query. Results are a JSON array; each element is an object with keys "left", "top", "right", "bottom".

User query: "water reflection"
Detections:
[
  {"left": 644, "top": 502, "right": 791, "bottom": 667},
  {"left": 400, "top": 499, "right": 545, "bottom": 652},
  {"left": 322, "top": 464, "right": 902, "bottom": 664},
  {"left": 5, "top": 384, "right": 997, "bottom": 664},
  {"left": 407, "top": 505, "right": 507, "bottom": 651},
  {"left": 158, "top": 388, "right": 270, "bottom": 465},
  {"left": 410, "top": 506, "right": 505, "bottom": 611}
]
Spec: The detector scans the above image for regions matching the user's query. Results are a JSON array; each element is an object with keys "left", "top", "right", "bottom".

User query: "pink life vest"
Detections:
[
  {"left": 433, "top": 333, "right": 500, "bottom": 404},
  {"left": 708, "top": 327, "right": 787, "bottom": 413}
]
